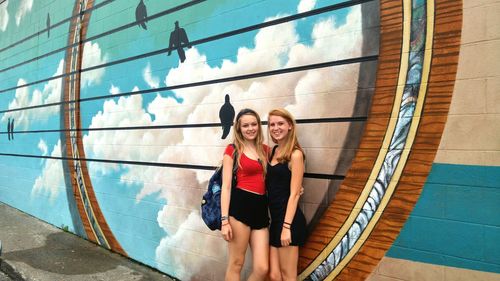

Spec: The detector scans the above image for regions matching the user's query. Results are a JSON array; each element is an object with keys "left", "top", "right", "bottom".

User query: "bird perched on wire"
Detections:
[
  {"left": 167, "top": 21, "right": 191, "bottom": 63},
  {"left": 135, "top": 0, "right": 148, "bottom": 30},
  {"left": 219, "top": 94, "right": 235, "bottom": 139}
]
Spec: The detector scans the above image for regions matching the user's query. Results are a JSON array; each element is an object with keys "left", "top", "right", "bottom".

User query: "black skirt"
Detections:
[
  {"left": 269, "top": 208, "right": 306, "bottom": 247},
  {"left": 229, "top": 187, "right": 269, "bottom": 230}
]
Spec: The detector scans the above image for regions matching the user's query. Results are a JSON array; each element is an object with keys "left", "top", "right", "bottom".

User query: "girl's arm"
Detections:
[
  {"left": 281, "top": 149, "right": 304, "bottom": 246},
  {"left": 220, "top": 153, "right": 234, "bottom": 241}
]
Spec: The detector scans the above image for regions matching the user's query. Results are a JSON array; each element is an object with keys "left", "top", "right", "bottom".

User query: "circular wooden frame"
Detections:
[{"left": 62, "top": 0, "right": 126, "bottom": 255}]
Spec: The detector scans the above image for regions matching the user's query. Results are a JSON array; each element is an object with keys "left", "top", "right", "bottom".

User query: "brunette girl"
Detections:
[
  {"left": 220, "top": 108, "right": 270, "bottom": 281},
  {"left": 266, "top": 108, "right": 307, "bottom": 281}
]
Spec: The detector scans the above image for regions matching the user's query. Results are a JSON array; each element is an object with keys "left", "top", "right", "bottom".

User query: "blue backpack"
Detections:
[{"left": 201, "top": 146, "right": 238, "bottom": 231}]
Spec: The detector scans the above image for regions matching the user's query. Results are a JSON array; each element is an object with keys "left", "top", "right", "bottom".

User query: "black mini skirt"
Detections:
[
  {"left": 229, "top": 187, "right": 269, "bottom": 230},
  {"left": 269, "top": 208, "right": 307, "bottom": 248}
]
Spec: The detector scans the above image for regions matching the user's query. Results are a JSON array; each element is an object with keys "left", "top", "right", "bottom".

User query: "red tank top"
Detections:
[{"left": 224, "top": 144, "right": 269, "bottom": 195}]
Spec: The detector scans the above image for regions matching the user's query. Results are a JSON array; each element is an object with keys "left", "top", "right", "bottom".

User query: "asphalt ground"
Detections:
[{"left": 0, "top": 202, "right": 177, "bottom": 281}]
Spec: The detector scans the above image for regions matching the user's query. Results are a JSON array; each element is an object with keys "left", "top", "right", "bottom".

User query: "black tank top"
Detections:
[{"left": 266, "top": 146, "right": 292, "bottom": 218}]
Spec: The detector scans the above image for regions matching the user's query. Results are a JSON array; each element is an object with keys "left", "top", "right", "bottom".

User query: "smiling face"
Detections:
[
  {"left": 268, "top": 114, "right": 292, "bottom": 144},
  {"left": 239, "top": 114, "right": 259, "bottom": 142}
]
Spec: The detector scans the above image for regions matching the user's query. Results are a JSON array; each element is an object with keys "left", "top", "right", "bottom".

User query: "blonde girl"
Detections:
[
  {"left": 221, "top": 108, "right": 270, "bottom": 281},
  {"left": 266, "top": 108, "right": 306, "bottom": 281}
]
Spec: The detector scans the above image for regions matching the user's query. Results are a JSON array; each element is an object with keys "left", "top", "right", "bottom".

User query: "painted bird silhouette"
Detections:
[
  {"left": 9, "top": 118, "right": 14, "bottom": 140},
  {"left": 46, "top": 13, "right": 50, "bottom": 38},
  {"left": 219, "top": 94, "right": 235, "bottom": 139},
  {"left": 7, "top": 118, "right": 14, "bottom": 141},
  {"left": 135, "top": 0, "right": 148, "bottom": 30},
  {"left": 167, "top": 21, "right": 191, "bottom": 63}
]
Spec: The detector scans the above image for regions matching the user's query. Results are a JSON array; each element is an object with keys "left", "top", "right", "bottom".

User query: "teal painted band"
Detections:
[
  {"left": 387, "top": 163, "right": 500, "bottom": 274},
  {"left": 426, "top": 163, "right": 500, "bottom": 189}
]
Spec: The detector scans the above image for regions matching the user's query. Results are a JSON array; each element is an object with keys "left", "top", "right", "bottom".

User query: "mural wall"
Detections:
[
  {"left": 367, "top": 0, "right": 500, "bottom": 280},
  {"left": 0, "top": 0, "right": 498, "bottom": 281}
]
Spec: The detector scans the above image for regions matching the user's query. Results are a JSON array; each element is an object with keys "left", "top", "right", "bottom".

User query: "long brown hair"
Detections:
[
  {"left": 232, "top": 108, "right": 267, "bottom": 172},
  {"left": 268, "top": 108, "right": 305, "bottom": 163}
]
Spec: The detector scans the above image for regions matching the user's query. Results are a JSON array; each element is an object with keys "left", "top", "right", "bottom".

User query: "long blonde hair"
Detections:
[
  {"left": 232, "top": 108, "right": 267, "bottom": 173},
  {"left": 268, "top": 108, "right": 305, "bottom": 163}
]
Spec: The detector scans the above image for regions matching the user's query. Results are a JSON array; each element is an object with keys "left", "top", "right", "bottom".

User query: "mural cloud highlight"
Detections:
[
  {"left": 15, "top": 0, "right": 33, "bottom": 26},
  {"left": 298, "top": 0, "right": 316, "bottom": 13},
  {"left": 81, "top": 41, "right": 108, "bottom": 88},
  {"left": 32, "top": 139, "right": 64, "bottom": 204},
  {"left": 1, "top": 59, "right": 64, "bottom": 130},
  {"left": 0, "top": 0, "right": 9, "bottom": 31}
]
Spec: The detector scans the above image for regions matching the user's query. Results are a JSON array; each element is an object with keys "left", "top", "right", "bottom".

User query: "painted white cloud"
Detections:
[
  {"left": 81, "top": 41, "right": 108, "bottom": 88},
  {"left": 298, "top": 0, "right": 316, "bottom": 13},
  {"left": 38, "top": 139, "right": 48, "bottom": 156},
  {"left": 109, "top": 84, "right": 120, "bottom": 95},
  {"left": 84, "top": 6, "right": 366, "bottom": 280},
  {"left": 84, "top": 86, "right": 156, "bottom": 176},
  {"left": 1, "top": 59, "right": 64, "bottom": 130},
  {"left": 286, "top": 5, "right": 364, "bottom": 117},
  {"left": 156, "top": 210, "right": 227, "bottom": 279},
  {"left": 1, "top": 41, "right": 108, "bottom": 130},
  {"left": 15, "top": 0, "right": 33, "bottom": 26},
  {"left": 32, "top": 140, "right": 63, "bottom": 204},
  {"left": 0, "top": 0, "right": 9, "bottom": 31},
  {"left": 143, "top": 62, "right": 160, "bottom": 89}
]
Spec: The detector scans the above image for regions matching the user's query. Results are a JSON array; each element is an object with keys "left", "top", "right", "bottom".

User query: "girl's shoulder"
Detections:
[
  {"left": 290, "top": 149, "right": 304, "bottom": 161},
  {"left": 224, "top": 144, "right": 236, "bottom": 157}
]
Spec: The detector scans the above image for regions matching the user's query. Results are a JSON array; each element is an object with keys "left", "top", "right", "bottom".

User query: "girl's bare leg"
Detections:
[{"left": 225, "top": 217, "right": 251, "bottom": 281}]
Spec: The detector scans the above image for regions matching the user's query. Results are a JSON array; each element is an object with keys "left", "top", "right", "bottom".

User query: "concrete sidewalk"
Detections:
[{"left": 0, "top": 203, "right": 176, "bottom": 281}]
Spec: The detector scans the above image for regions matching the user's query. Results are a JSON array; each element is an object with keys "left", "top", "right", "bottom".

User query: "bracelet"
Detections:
[
  {"left": 283, "top": 222, "right": 291, "bottom": 226},
  {"left": 282, "top": 225, "right": 290, "bottom": 229},
  {"left": 221, "top": 216, "right": 228, "bottom": 221}
]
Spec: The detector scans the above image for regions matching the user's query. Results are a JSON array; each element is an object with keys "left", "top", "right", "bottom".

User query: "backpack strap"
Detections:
[
  {"left": 231, "top": 143, "right": 238, "bottom": 174},
  {"left": 230, "top": 144, "right": 239, "bottom": 189}
]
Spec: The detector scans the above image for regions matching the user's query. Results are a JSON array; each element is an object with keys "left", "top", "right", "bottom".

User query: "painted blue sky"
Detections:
[{"left": 0, "top": 0, "right": 371, "bottom": 279}]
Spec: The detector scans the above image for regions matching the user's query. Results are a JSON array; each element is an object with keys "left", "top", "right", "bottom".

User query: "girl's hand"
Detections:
[
  {"left": 221, "top": 222, "right": 233, "bottom": 241},
  {"left": 281, "top": 227, "right": 292, "bottom": 247}
]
